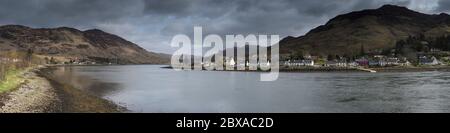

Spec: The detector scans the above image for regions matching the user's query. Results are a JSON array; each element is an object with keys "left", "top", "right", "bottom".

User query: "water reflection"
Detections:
[
  {"left": 50, "top": 66, "right": 123, "bottom": 97},
  {"left": 54, "top": 65, "right": 450, "bottom": 113}
]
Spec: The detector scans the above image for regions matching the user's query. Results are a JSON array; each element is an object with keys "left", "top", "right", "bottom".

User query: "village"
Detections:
[
  {"left": 41, "top": 56, "right": 121, "bottom": 65},
  {"left": 195, "top": 45, "right": 448, "bottom": 71},
  {"left": 281, "top": 52, "right": 444, "bottom": 69},
  {"left": 173, "top": 49, "right": 448, "bottom": 72}
]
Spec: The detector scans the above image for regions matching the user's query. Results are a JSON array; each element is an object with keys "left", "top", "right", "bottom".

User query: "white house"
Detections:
[
  {"left": 386, "top": 57, "right": 399, "bottom": 66},
  {"left": 419, "top": 56, "right": 439, "bottom": 65},
  {"left": 229, "top": 58, "right": 236, "bottom": 66},
  {"left": 284, "top": 59, "right": 314, "bottom": 67},
  {"left": 325, "top": 60, "right": 347, "bottom": 67}
]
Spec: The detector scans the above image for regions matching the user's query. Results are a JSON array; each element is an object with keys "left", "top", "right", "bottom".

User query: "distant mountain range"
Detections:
[
  {"left": 0, "top": 25, "right": 169, "bottom": 64},
  {"left": 4, "top": 4, "right": 449, "bottom": 64},
  {"left": 280, "top": 5, "right": 450, "bottom": 56}
]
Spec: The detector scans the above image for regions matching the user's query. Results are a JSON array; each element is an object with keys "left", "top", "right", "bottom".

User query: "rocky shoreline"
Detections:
[
  {"left": 0, "top": 66, "right": 124, "bottom": 113},
  {"left": 0, "top": 68, "right": 61, "bottom": 113},
  {"left": 371, "top": 66, "right": 450, "bottom": 72}
]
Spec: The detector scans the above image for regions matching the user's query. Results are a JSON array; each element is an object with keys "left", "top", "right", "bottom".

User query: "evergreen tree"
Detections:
[{"left": 360, "top": 44, "right": 365, "bottom": 56}]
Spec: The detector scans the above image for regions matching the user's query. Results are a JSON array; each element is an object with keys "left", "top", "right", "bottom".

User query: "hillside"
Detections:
[
  {"left": 0, "top": 25, "right": 169, "bottom": 64},
  {"left": 280, "top": 5, "right": 450, "bottom": 56}
]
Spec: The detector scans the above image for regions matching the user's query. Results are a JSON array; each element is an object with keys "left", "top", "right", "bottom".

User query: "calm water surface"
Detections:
[{"left": 52, "top": 65, "right": 450, "bottom": 113}]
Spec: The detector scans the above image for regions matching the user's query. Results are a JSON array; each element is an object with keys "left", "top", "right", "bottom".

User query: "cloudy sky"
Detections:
[{"left": 0, "top": 0, "right": 449, "bottom": 54}]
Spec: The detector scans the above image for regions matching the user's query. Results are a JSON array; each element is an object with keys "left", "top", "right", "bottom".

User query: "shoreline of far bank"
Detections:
[
  {"left": 161, "top": 65, "right": 450, "bottom": 73},
  {"left": 0, "top": 65, "right": 125, "bottom": 113}
]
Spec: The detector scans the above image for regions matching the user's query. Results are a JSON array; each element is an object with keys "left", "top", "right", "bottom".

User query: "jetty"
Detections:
[{"left": 356, "top": 67, "right": 377, "bottom": 73}]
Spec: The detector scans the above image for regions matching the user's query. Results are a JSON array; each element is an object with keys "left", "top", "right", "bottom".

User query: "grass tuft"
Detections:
[{"left": 0, "top": 69, "right": 25, "bottom": 93}]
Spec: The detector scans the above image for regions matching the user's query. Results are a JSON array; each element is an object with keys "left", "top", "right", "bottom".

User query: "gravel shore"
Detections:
[{"left": 0, "top": 68, "right": 61, "bottom": 113}]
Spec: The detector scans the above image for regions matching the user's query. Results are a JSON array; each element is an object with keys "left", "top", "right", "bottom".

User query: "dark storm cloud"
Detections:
[
  {"left": 143, "top": 0, "right": 192, "bottom": 15},
  {"left": 437, "top": 0, "right": 450, "bottom": 12},
  {"left": 0, "top": 0, "right": 141, "bottom": 27},
  {"left": 0, "top": 0, "right": 442, "bottom": 53},
  {"left": 156, "top": 0, "right": 416, "bottom": 38},
  {"left": 143, "top": 0, "right": 237, "bottom": 19}
]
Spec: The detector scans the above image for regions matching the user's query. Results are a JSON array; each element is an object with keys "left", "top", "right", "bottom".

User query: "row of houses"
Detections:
[
  {"left": 186, "top": 55, "right": 441, "bottom": 68},
  {"left": 356, "top": 55, "right": 441, "bottom": 66},
  {"left": 202, "top": 57, "right": 272, "bottom": 68},
  {"left": 283, "top": 55, "right": 414, "bottom": 68},
  {"left": 354, "top": 57, "right": 411, "bottom": 67},
  {"left": 284, "top": 59, "right": 315, "bottom": 66},
  {"left": 0, "top": 57, "right": 21, "bottom": 63}
]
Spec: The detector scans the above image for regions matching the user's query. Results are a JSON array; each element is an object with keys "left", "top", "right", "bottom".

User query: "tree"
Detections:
[
  {"left": 327, "top": 54, "right": 334, "bottom": 61},
  {"left": 50, "top": 57, "right": 56, "bottom": 64},
  {"left": 44, "top": 57, "right": 49, "bottom": 64},
  {"left": 335, "top": 55, "right": 341, "bottom": 60},
  {"left": 26, "top": 48, "right": 33, "bottom": 66},
  {"left": 296, "top": 51, "right": 304, "bottom": 60},
  {"left": 360, "top": 44, "right": 366, "bottom": 56},
  {"left": 395, "top": 40, "right": 406, "bottom": 56},
  {"left": 381, "top": 48, "right": 391, "bottom": 56},
  {"left": 343, "top": 54, "right": 352, "bottom": 61}
]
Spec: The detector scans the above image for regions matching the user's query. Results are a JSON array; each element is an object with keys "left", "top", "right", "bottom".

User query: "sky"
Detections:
[{"left": 0, "top": 0, "right": 449, "bottom": 54}]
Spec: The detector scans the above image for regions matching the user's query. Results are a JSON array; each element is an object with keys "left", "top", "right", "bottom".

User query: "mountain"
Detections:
[
  {"left": 280, "top": 5, "right": 450, "bottom": 56},
  {"left": 0, "top": 25, "right": 169, "bottom": 64}
]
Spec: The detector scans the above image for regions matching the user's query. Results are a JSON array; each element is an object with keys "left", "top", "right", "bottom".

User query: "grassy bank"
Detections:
[{"left": 0, "top": 68, "right": 27, "bottom": 93}]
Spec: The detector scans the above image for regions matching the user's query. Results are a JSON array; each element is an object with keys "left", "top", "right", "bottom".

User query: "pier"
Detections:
[{"left": 356, "top": 67, "right": 377, "bottom": 73}]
